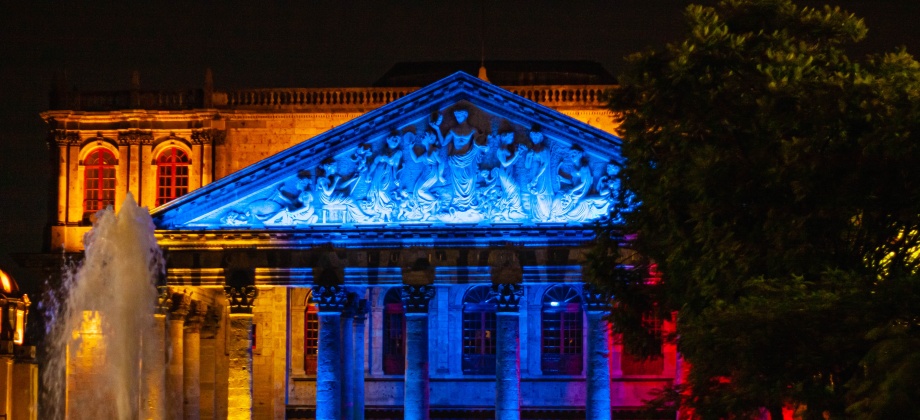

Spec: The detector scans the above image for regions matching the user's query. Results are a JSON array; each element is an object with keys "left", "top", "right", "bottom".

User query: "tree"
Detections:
[{"left": 587, "top": 1, "right": 920, "bottom": 418}]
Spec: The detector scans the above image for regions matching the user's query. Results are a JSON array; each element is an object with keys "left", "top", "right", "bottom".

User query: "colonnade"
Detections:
[{"left": 312, "top": 282, "right": 613, "bottom": 420}]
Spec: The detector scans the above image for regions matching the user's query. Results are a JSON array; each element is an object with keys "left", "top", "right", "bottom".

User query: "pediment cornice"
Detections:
[{"left": 152, "top": 72, "right": 622, "bottom": 234}]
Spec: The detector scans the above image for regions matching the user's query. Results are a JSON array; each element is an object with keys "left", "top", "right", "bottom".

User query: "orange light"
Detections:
[{"left": 0, "top": 270, "right": 11, "bottom": 294}]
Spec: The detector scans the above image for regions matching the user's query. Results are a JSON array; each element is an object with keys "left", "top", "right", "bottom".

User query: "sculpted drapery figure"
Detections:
[
  {"left": 217, "top": 106, "right": 619, "bottom": 227},
  {"left": 410, "top": 129, "right": 445, "bottom": 216},
  {"left": 430, "top": 109, "right": 489, "bottom": 214},
  {"left": 494, "top": 131, "right": 527, "bottom": 221},
  {"left": 525, "top": 128, "right": 553, "bottom": 222},
  {"left": 551, "top": 146, "right": 610, "bottom": 222},
  {"left": 317, "top": 159, "right": 370, "bottom": 223},
  {"left": 362, "top": 133, "right": 404, "bottom": 221}
]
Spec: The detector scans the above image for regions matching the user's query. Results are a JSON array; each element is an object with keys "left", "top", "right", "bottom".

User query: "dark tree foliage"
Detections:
[{"left": 587, "top": 1, "right": 920, "bottom": 418}]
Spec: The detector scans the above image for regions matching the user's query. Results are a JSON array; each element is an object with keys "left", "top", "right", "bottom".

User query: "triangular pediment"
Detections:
[{"left": 152, "top": 72, "right": 621, "bottom": 231}]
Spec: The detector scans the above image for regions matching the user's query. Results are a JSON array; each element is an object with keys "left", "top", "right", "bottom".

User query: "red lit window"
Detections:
[
  {"left": 462, "top": 285, "right": 496, "bottom": 375},
  {"left": 541, "top": 285, "right": 583, "bottom": 375},
  {"left": 383, "top": 288, "right": 405, "bottom": 375},
  {"left": 156, "top": 147, "right": 190, "bottom": 206},
  {"left": 620, "top": 311, "right": 664, "bottom": 375},
  {"left": 83, "top": 148, "right": 116, "bottom": 215},
  {"left": 304, "top": 304, "right": 318, "bottom": 375}
]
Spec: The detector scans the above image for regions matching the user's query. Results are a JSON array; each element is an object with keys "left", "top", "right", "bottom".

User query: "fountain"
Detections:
[{"left": 43, "top": 193, "right": 164, "bottom": 420}]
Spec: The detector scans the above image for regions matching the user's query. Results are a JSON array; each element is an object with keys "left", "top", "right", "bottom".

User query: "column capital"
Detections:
[
  {"left": 224, "top": 285, "right": 259, "bottom": 314},
  {"left": 583, "top": 283, "right": 612, "bottom": 312},
  {"left": 314, "top": 285, "right": 349, "bottom": 312},
  {"left": 491, "top": 283, "right": 523, "bottom": 312},
  {"left": 401, "top": 285, "right": 435, "bottom": 313},
  {"left": 156, "top": 286, "right": 171, "bottom": 315},
  {"left": 169, "top": 292, "right": 192, "bottom": 318},
  {"left": 185, "top": 301, "right": 208, "bottom": 333}
]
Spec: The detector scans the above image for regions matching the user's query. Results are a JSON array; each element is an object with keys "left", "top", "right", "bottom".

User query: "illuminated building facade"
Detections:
[{"left": 41, "top": 63, "right": 678, "bottom": 419}]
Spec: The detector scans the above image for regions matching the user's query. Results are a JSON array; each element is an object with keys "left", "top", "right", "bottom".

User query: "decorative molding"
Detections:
[
  {"left": 167, "top": 267, "right": 225, "bottom": 286},
  {"left": 401, "top": 285, "right": 435, "bottom": 313},
  {"left": 224, "top": 285, "right": 259, "bottom": 314},
  {"left": 52, "top": 130, "right": 81, "bottom": 145},
  {"left": 582, "top": 283, "right": 611, "bottom": 312},
  {"left": 491, "top": 283, "right": 523, "bottom": 312},
  {"left": 191, "top": 128, "right": 226, "bottom": 145},
  {"left": 169, "top": 292, "right": 192, "bottom": 318},
  {"left": 117, "top": 130, "right": 154, "bottom": 145},
  {"left": 313, "top": 285, "right": 349, "bottom": 312}
]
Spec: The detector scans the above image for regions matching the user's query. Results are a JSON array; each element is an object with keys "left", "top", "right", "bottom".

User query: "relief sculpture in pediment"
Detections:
[{"left": 218, "top": 104, "right": 617, "bottom": 227}]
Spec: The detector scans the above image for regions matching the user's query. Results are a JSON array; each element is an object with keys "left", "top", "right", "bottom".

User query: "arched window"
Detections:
[
  {"left": 383, "top": 288, "right": 405, "bottom": 375},
  {"left": 541, "top": 285, "right": 583, "bottom": 375},
  {"left": 462, "top": 285, "right": 496, "bottom": 375},
  {"left": 304, "top": 290, "right": 319, "bottom": 375},
  {"left": 83, "top": 148, "right": 116, "bottom": 215},
  {"left": 156, "top": 147, "right": 190, "bottom": 206}
]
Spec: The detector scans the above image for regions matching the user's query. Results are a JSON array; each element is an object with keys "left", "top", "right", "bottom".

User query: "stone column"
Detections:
[
  {"left": 0, "top": 356, "right": 12, "bottom": 420},
  {"left": 353, "top": 299, "right": 368, "bottom": 420},
  {"left": 199, "top": 308, "right": 220, "bottom": 420},
  {"left": 168, "top": 293, "right": 191, "bottom": 420},
  {"left": 184, "top": 301, "right": 207, "bottom": 420},
  {"left": 401, "top": 285, "right": 435, "bottom": 420},
  {"left": 314, "top": 285, "right": 347, "bottom": 420},
  {"left": 492, "top": 284, "right": 523, "bottom": 420},
  {"left": 584, "top": 285, "right": 612, "bottom": 420},
  {"left": 225, "top": 286, "right": 259, "bottom": 420},
  {"left": 341, "top": 293, "right": 356, "bottom": 420},
  {"left": 143, "top": 288, "right": 170, "bottom": 420}
]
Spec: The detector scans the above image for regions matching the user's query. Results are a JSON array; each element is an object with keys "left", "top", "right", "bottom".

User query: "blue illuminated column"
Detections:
[
  {"left": 401, "top": 285, "right": 435, "bottom": 420},
  {"left": 315, "top": 285, "right": 347, "bottom": 420},
  {"left": 492, "top": 283, "right": 524, "bottom": 420},
  {"left": 341, "top": 292, "right": 356, "bottom": 420},
  {"left": 584, "top": 285, "right": 612, "bottom": 420},
  {"left": 353, "top": 298, "right": 368, "bottom": 420}
]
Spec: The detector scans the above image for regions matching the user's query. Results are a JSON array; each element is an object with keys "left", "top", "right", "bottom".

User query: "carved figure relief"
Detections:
[{"left": 217, "top": 103, "right": 618, "bottom": 227}]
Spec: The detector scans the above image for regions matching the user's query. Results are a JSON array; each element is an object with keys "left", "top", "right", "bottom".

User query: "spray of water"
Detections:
[{"left": 42, "top": 193, "right": 163, "bottom": 420}]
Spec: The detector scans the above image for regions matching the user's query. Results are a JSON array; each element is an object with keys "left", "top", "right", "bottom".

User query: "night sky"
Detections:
[{"left": 1, "top": 1, "right": 918, "bottom": 293}]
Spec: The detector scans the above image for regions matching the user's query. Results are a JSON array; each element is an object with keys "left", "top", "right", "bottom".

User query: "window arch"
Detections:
[
  {"left": 156, "top": 147, "right": 190, "bottom": 206},
  {"left": 541, "top": 285, "right": 583, "bottom": 375},
  {"left": 462, "top": 285, "right": 496, "bottom": 375},
  {"left": 304, "top": 290, "right": 319, "bottom": 375},
  {"left": 83, "top": 148, "right": 116, "bottom": 215},
  {"left": 383, "top": 288, "right": 405, "bottom": 375}
]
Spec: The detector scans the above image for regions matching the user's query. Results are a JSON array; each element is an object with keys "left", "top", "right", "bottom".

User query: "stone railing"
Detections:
[
  {"left": 504, "top": 85, "right": 610, "bottom": 108},
  {"left": 51, "top": 90, "right": 205, "bottom": 111},
  {"left": 219, "top": 87, "right": 416, "bottom": 109},
  {"left": 50, "top": 85, "right": 614, "bottom": 112}
]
